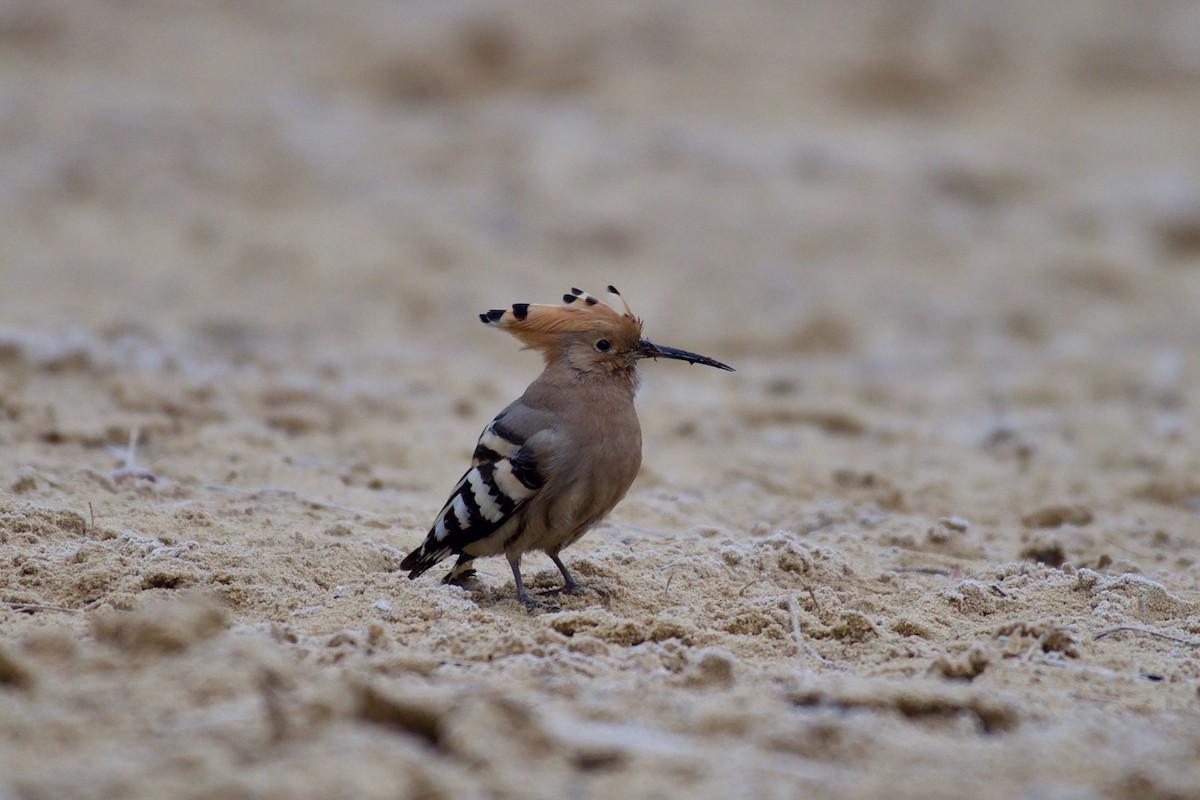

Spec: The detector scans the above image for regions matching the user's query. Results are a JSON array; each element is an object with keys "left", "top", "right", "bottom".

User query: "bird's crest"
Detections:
[{"left": 480, "top": 286, "right": 643, "bottom": 353}]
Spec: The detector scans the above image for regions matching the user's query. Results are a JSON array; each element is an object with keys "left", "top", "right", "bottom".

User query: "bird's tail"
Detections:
[{"left": 400, "top": 541, "right": 452, "bottom": 579}]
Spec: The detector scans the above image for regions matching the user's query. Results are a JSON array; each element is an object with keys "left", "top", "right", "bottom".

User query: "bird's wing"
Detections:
[{"left": 401, "top": 408, "right": 558, "bottom": 578}]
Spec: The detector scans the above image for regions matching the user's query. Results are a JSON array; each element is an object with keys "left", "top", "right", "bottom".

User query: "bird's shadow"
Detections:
[{"left": 459, "top": 570, "right": 617, "bottom": 613}]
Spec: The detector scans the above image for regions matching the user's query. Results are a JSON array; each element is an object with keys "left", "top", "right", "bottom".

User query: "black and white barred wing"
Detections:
[{"left": 400, "top": 417, "right": 545, "bottom": 578}]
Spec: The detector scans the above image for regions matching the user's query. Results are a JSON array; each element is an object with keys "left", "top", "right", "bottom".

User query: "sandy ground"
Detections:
[{"left": 3, "top": 1, "right": 1200, "bottom": 797}]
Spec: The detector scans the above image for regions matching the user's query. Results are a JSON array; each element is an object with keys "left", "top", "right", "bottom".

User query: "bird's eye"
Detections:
[{"left": 594, "top": 339, "right": 611, "bottom": 352}]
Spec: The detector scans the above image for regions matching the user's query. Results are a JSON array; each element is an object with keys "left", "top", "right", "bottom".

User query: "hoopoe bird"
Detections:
[{"left": 400, "top": 286, "right": 733, "bottom": 610}]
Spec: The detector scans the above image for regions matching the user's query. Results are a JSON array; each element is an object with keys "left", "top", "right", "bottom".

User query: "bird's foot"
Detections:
[
  {"left": 545, "top": 555, "right": 609, "bottom": 598},
  {"left": 539, "top": 581, "right": 609, "bottom": 598}
]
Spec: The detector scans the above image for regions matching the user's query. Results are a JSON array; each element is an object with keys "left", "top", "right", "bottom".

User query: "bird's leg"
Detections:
[
  {"left": 551, "top": 554, "right": 579, "bottom": 592},
  {"left": 541, "top": 553, "right": 609, "bottom": 598},
  {"left": 510, "top": 557, "right": 549, "bottom": 612}
]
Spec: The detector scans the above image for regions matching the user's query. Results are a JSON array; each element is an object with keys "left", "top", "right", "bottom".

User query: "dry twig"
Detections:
[
  {"left": 787, "top": 594, "right": 832, "bottom": 666},
  {"left": 1094, "top": 626, "right": 1200, "bottom": 646},
  {"left": 3, "top": 601, "right": 78, "bottom": 614}
]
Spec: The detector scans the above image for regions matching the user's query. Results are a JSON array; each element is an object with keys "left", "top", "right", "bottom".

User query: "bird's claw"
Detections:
[{"left": 539, "top": 582, "right": 609, "bottom": 598}]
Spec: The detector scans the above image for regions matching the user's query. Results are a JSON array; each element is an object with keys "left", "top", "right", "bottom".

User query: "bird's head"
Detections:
[{"left": 480, "top": 286, "right": 733, "bottom": 377}]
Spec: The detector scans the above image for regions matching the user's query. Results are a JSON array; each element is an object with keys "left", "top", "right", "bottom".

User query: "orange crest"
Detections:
[{"left": 480, "top": 286, "right": 643, "bottom": 354}]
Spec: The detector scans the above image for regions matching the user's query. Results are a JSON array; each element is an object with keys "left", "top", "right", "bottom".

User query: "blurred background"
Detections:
[{"left": 2, "top": 0, "right": 1200, "bottom": 374}]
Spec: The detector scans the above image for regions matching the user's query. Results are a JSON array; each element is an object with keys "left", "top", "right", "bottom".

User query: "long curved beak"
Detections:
[{"left": 636, "top": 339, "right": 734, "bottom": 371}]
